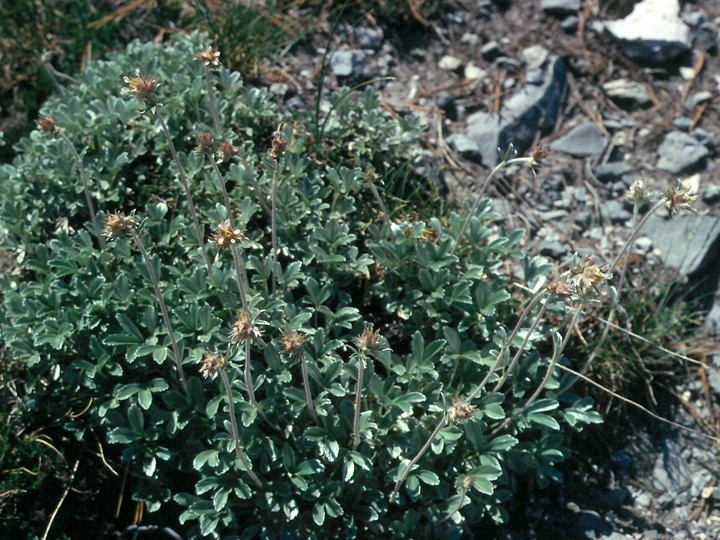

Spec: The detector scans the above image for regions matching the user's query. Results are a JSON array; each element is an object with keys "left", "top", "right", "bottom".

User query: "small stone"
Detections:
[
  {"left": 550, "top": 122, "right": 608, "bottom": 157},
  {"left": 602, "top": 200, "right": 632, "bottom": 223},
  {"left": 354, "top": 26, "right": 384, "bottom": 49},
  {"left": 684, "top": 90, "right": 713, "bottom": 110},
  {"left": 603, "top": 78, "right": 652, "bottom": 107},
  {"left": 561, "top": 16, "right": 579, "bottom": 33},
  {"left": 702, "top": 184, "right": 720, "bottom": 204},
  {"left": 673, "top": 117, "right": 693, "bottom": 129},
  {"left": 521, "top": 45, "right": 549, "bottom": 69},
  {"left": 464, "top": 63, "right": 486, "bottom": 80},
  {"left": 634, "top": 237, "right": 653, "bottom": 252},
  {"left": 330, "top": 50, "right": 367, "bottom": 78},
  {"left": 460, "top": 33, "right": 480, "bottom": 45},
  {"left": 656, "top": 131, "right": 710, "bottom": 173},
  {"left": 691, "top": 128, "right": 715, "bottom": 149},
  {"left": 435, "top": 91, "right": 457, "bottom": 120},
  {"left": 541, "top": 0, "right": 581, "bottom": 16},
  {"left": 594, "top": 161, "right": 631, "bottom": 183},
  {"left": 439, "top": 55, "right": 462, "bottom": 71},
  {"left": 539, "top": 240, "right": 568, "bottom": 258},
  {"left": 635, "top": 491, "right": 651, "bottom": 508}
]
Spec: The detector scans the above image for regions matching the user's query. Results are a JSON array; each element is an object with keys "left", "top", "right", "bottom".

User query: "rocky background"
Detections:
[{"left": 266, "top": 0, "right": 720, "bottom": 538}]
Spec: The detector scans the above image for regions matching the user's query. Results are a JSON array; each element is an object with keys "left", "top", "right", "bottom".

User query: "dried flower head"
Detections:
[
  {"left": 36, "top": 116, "right": 60, "bottom": 136},
  {"left": 663, "top": 183, "right": 697, "bottom": 217},
  {"left": 219, "top": 141, "right": 239, "bottom": 162},
  {"left": 209, "top": 220, "right": 246, "bottom": 250},
  {"left": 626, "top": 179, "right": 648, "bottom": 204},
  {"left": 269, "top": 129, "right": 288, "bottom": 159},
  {"left": 354, "top": 327, "right": 383, "bottom": 354},
  {"left": 195, "top": 133, "right": 217, "bottom": 156},
  {"left": 546, "top": 279, "right": 574, "bottom": 297},
  {"left": 449, "top": 397, "right": 476, "bottom": 423},
  {"left": 229, "top": 311, "right": 261, "bottom": 342},
  {"left": 280, "top": 332, "right": 306, "bottom": 358},
  {"left": 122, "top": 68, "right": 160, "bottom": 110},
  {"left": 562, "top": 256, "right": 613, "bottom": 296},
  {"left": 200, "top": 350, "right": 228, "bottom": 379},
  {"left": 195, "top": 46, "right": 221, "bottom": 67},
  {"left": 530, "top": 146, "right": 548, "bottom": 169},
  {"left": 103, "top": 211, "right": 137, "bottom": 240}
]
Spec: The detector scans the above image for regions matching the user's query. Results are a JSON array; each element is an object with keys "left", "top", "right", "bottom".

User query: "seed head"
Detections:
[
  {"left": 663, "top": 183, "right": 697, "bottom": 217},
  {"left": 219, "top": 141, "right": 239, "bottom": 162},
  {"left": 269, "top": 129, "right": 288, "bottom": 159},
  {"left": 200, "top": 350, "right": 228, "bottom": 379},
  {"left": 530, "top": 146, "right": 548, "bottom": 169},
  {"left": 354, "top": 327, "right": 383, "bottom": 354},
  {"left": 103, "top": 211, "right": 137, "bottom": 240},
  {"left": 449, "top": 397, "right": 476, "bottom": 423},
  {"left": 37, "top": 116, "right": 60, "bottom": 136},
  {"left": 229, "top": 311, "right": 261, "bottom": 342},
  {"left": 195, "top": 133, "right": 217, "bottom": 156},
  {"left": 626, "top": 179, "right": 648, "bottom": 204},
  {"left": 562, "top": 256, "right": 612, "bottom": 296},
  {"left": 195, "top": 47, "right": 221, "bottom": 67},
  {"left": 209, "top": 220, "right": 246, "bottom": 250},
  {"left": 122, "top": 68, "right": 160, "bottom": 110},
  {"left": 280, "top": 332, "right": 305, "bottom": 358}
]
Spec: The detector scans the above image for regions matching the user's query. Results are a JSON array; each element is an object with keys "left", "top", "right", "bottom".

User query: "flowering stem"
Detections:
[
  {"left": 243, "top": 339, "right": 257, "bottom": 407},
  {"left": 154, "top": 110, "right": 212, "bottom": 275},
  {"left": 203, "top": 65, "right": 221, "bottom": 133},
  {"left": 217, "top": 369, "right": 262, "bottom": 488},
  {"left": 299, "top": 351, "right": 315, "bottom": 416},
  {"left": 271, "top": 159, "right": 279, "bottom": 295},
  {"left": 130, "top": 231, "right": 186, "bottom": 387},
  {"left": 451, "top": 156, "right": 534, "bottom": 255},
  {"left": 57, "top": 131, "right": 105, "bottom": 248},
  {"left": 352, "top": 352, "right": 366, "bottom": 450},
  {"left": 490, "top": 299, "right": 585, "bottom": 436},
  {"left": 390, "top": 417, "right": 447, "bottom": 502}
]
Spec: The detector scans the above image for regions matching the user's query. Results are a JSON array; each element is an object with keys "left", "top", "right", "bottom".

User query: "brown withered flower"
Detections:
[
  {"left": 354, "top": 327, "right": 383, "bottom": 354},
  {"left": 103, "top": 211, "right": 137, "bottom": 240},
  {"left": 563, "top": 256, "right": 612, "bottom": 296},
  {"left": 229, "top": 311, "right": 261, "bottom": 342},
  {"left": 530, "top": 146, "right": 548, "bottom": 169},
  {"left": 122, "top": 68, "right": 160, "bottom": 110},
  {"left": 663, "top": 183, "right": 697, "bottom": 217},
  {"left": 200, "top": 350, "right": 228, "bottom": 379},
  {"left": 195, "top": 47, "right": 221, "bottom": 67},
  {"left": 36, "top": 116, "right": 60, "bottom": 136},
  {"left": 209, "top": 220, "right": 246, "bottom": 250},
  {"left": 280, "top": 332, "right": 306, "bottom": 358},
  {"left": 195, "top": 133, "right": 217, "bottom": 156},
  {"left": 626, "top": 179, "right": 648, "bottom": 204},
  {"left": 269, "top": 129, "right": 288, "bottom": 159},
  {"left": 219, "top": 141, "right": 239, "bottom": 163},
  {"left": 449, "top": 397, "right": 476, "bottom": 423}
]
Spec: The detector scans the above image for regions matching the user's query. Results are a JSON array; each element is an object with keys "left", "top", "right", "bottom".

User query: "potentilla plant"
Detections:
[{"left": 0, "top": 32, "right": 607, "bottom": 538}]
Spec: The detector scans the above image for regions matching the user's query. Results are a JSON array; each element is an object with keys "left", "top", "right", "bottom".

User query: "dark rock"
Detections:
[
  {"left": 436, "top": 91, "right": 457, "bottom": 120},
  {"left": 573, "top": 509, "right": 611, "bottom": 539},
  {"left": 652, "top": 439, "right": 691, "bottom": 493},
  {"left": 481, "top": 40, "right": 503, "bottom": 61},
  {"left": 541, "top": 0, "right": 581, "bottom": 16},
  {"left": 656, "top": 131, "right": 710, "bottom": 174},
  {"left": 550, "top": 122, "right": 607, "bottom": 157},
  {"left": 604, "top": 0, "right": 691, "bottom": 64},
  {"left": 448, "top": 52, "right": 566, "bottom": 166}
]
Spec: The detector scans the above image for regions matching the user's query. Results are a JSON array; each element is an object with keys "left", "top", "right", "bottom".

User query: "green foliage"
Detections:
[{"left": 0, "top": 32, "right": 601, "bottom": 537}]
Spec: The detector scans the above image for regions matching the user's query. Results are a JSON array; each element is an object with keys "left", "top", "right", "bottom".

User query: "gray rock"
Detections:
[
  {"left": 541, "top": 0, "right": 581, "bottom": 16},
  {"left": 634, "top": 491, "right": 651, "bottom": 508},
  {"left": 603, "top": 78, "right": 652, "bottom": 107},
  {"left": 602, "top": 200, "right": 632, "bottom": 224},
  {"left": 656, "top": 131, "right": 710, "bottom": 174},
  {"left": 652, "top": 438, "right": 691, "bottom": 493},
  {"left": 561, "top": 15, "right": 579, "bottom": 33},
  {"left": 690, "top": 128, "right": 715, "bottom": 150},
  {"left": 448, "top": 53, "right": 566, "bottom": 166},
  {"left": 602, "top": 534, "right": 633, "bottom": 540},
  {"left": 702, "top": 184, "right": 720, "bottom": 204},
  {"left": 684, "top": 90, "right": 713, "bottom": 110},
  {"left": 604, "top": 0, "right": 691, "bottom": 64},
  {"left": 643, "top": 213, "right": 720, "bottom": 275},
  {"left": 354, "top": 27, "right": 383, "bottom": 49},
  {"left": 673, "top": 117, "right": 694, "bottom": 130},
  {"left": 539, "top": 240, "right": 568, "bottom": 258},
  {"left": 439, "top": 55, "right": 462, "bottom": 71},
  {"left": 594, "top": 161, "right": 631, "bottom": 183},
  {"left": 550, "top": 122, "right": 607, "bottom": 157},
  {"left": 640, "top": 531, "right": 659, "bottom": 540},
  {"left": 330, "top": 49, "right": 368, "bottom": 78}
]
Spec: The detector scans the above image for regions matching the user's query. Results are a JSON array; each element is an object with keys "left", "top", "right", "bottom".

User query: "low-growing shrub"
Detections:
[{"left": 0, "top": 32, "right": 604, "bottom": 538}]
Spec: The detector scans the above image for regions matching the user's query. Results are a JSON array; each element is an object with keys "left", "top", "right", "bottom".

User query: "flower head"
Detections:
[
  {"left": 530, "top": 146, "right": 548, "bottom": 171},
  {"left": 280, "top": 332, "right": 305, "bottom": 358},
  {"left": 219, "top": 141, "right": 239, "bottom": 163},
  {"left": 209, "top": 220, "right": 246, "bottom": 250},
  {"left": 269, "top": 128, "right": 288, "bottom": 159},
  {"left": 195, "top": 132, "right": 217, "bottom": 156},
  {"left": 562, "top": 256, "right": 613, "bottom": 296},
  {"left": 229, "top": 311, "right": 261, "bottom": 342},
  {"left": 626, "top": 179, "right": 648, "bottom": 204},
  {"left": 122, "top": 68, "right": 160, "bottom": 110},
  {"left": 36, "top": 116, "right": 60, "bottom": 136},
  {"left": 449, "top": 397, "right": 476, "bottom": 423},
  {"left": 103, "top": 211, "right": 137, "bottom": 240},
  {"left": 354, "top": 327, "right": 383, "bottom": 354},
  {"left": 663, "top": 183, "right": 697, "bottom": 217},
  {"left": 195, "top": 47, "right": 221, "bottom": 67},
  {"left": 200, "top": 350, "right": 228, "bottom": 379}
]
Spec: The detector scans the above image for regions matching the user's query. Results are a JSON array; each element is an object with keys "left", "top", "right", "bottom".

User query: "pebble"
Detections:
[
  {"left": 561, "top": 15, "right": 579, "bottom": 33},
  {"left": 481, "top": 40, "right": 502, "bottom": 61},
  {"left": 684, "top": 90, "right": 713, "bottom": 110},
  {"left": 594, "top": 161, "right": 631, "bottom": 183},
  {"left": 330, "top": 49, "right": 368, "bottom": 78},
  {"left": 541, "top": 0, "right": 581, "bottom": 16},
  {"left": 439, "top": 55, "right": 462, "bottom": 71},
  {"left": 656, "top": 131, "right": 710, "bottom": 173},
  {"left": 550, "top": 122, "right": 608, "bottom": 157},
  {"left": 464, "top": 63, "right": 486, "bottom": 80},
  {"left": 603, "top": 79, "right": 652, "bottom": 107},
  {"left": 602, "top": 200, "right": 632, "bottom": 224},
  {"left": 354, "top": 27, "right": 383, "bottom": 50}
]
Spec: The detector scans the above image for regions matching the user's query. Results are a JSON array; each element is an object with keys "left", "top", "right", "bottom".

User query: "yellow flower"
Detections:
[
  {"left": 195, "top": 47, "right": 221, "bottom": 67},
  {"left": 209, "top": 220, "right": 246, "bottom": 250}
]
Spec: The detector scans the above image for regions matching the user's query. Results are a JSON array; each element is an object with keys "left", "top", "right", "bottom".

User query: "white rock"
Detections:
[
  {"left": 439, "top": 55, "right": 462, "bottom": 71},
  {"left": 464, "top": 63, "right": 486, "bottom": 80}
]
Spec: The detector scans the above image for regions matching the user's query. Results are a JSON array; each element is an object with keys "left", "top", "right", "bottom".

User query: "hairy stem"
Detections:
[
  {"left": 352, "top": 352, "right": 366, "bottom": 450},
  {"left": 299, "top": 351, "right": 315, "bottom": 416},
  {"left": 243, "top": 339, "right": 257, "bottom": 407},
  {"left": 203, "top": 64, "right": 221, "bottom": 133}
]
